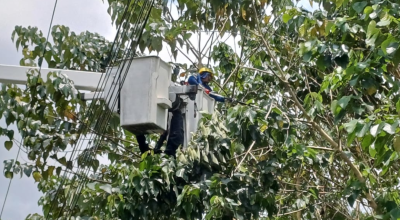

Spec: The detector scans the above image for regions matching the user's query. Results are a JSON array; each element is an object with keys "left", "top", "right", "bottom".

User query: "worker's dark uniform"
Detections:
[
  {"left": 136, "top": 109, "right": 184, "bottom": 157},
  {"left": 136, "top": 73, "right": 225, "bottom": 157}
]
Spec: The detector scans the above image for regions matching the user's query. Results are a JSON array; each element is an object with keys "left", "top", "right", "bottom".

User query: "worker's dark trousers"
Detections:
[{"left": 136, "top": 109, "right": 184, "bottom": 157}]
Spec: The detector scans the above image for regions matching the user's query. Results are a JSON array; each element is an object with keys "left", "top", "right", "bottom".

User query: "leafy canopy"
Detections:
[{"left": 2, "top": 0, "right": 400, "bottom": 219}]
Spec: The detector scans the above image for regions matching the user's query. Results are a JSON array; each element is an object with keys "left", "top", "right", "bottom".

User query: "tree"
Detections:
[{"left": 3, "top": 0, "right": 400, "bottom": 219}]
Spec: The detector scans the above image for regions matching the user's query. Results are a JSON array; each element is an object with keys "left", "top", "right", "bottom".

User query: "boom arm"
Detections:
[{"left": 0, "top": 64, "right": 102, "bottom": 91}]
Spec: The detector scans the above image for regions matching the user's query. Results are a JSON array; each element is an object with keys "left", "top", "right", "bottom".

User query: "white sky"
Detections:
[
  {"left": 0, "top": 0, "right": 315, "bottom": 219},
  {"left": 0, "top": 1, "right": 116, "bottom": 219}
]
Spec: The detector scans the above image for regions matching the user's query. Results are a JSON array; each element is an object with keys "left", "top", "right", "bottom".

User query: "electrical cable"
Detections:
[
  {"left": 46, "top": 0, "right": 138, "bottom": 217},
  {"left": 0, "top": 139, "right": 22, "bottom": 219},
  {"left": 67, "top": 7, "right": 152, "bottom": 218},
  {"left": 63, "top": 0, "right": 144, "bottom": 190},
  {"left": 1, "top": 0, "right": 59, "bottom": 218},
  {"left": 38, "top": 0, "right": 59, "bottom": 71},
  {"left": 47, "top": 1, "right": 155, "bottom": 218}
]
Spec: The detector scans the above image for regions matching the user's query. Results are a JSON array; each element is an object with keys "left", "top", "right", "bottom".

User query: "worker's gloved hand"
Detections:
[{"left": 225, "top": 98, "right": 236, "bottom": 103}]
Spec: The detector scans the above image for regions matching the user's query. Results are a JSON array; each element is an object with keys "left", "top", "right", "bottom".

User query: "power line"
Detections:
[
  {"left": 0, "top": 139, "right": 22, "bottom": 219},
  {"left": 1, "top": 1, "right": 59, "bottom": 218},
  {"left": 38, "top": 0, "right": 59, "bottom": 70},
  {"left": 46, "top": 1, "right": 155, "bottom": 218},
  {"left": 65, "top": 2, "right": 154, "bottom": 217}
]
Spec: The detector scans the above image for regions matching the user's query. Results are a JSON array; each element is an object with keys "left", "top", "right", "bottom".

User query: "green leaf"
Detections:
[
  {"left": 338, "top": 96, "right": 351, "bottom": 109},
  {"left": 325, "top": 21, "right": 334, "bottom": 34},
  {"left": 33, "top": 171, "right": 42, "bottom": 182},
  {"left": 176, "top": 168, "right": 185, "bottom": 178},
  {"left": 92, "top": 159, "right": 99, "bottom": 172},
  {"left": 362, "top": 135, "right": 373, "bottom": 152},
  {"left": 183, "top": 33, "right": 192, "bottom": 40},
  {"left": 367, "top": 20, "right": 378, "bottom": 38},
  {"left": 336, "top": 0, "right": 344, "bottom": 8},
  {"left": 87, "top": 182, "right": 97, "bottom": 190},
  {"left": 4, "top": 141, "right": 13, "bottom": 151},
  {"left": 211, "top": 154, "right": 219, "bottom": 165},
  {"left": 309, "top": 188, "right": 319, "bottom": 199},
  {"left": 377, "top": 19, "right": 391, "bottom": 27},
  {"left": 369, "top": 144, "right": 377, "bottom": 157},
  {"left": 57, "top": 157, "right": 67, "bottom": 166},
  {"left": 5, "top": 171, "right": 13, "bottom": 179},
  {"left": 363, "top": 6, "right": 373, "bottom": 15},
  {"left": 99, "top": 184, "right": 112, "bottom": 194},
  {"left": 381, "top": 35, "right": 395, "bottom": 55},
  {"left": 352, "top": 1, "right": 367, "bottom": 14},
  {"left": 6, "top": 130, "right": 14, "bottom": 141},
  {"left": 344, "top": 120, "right": 358, "bottom": 133},
  {"left": 303, "top": 51, "right": 313, "bottom": 62},
  {"left": 393, "top": 48, "right": 400, "bottom": 67},
  {"left": 382, "top": 123, "right": 396, "bottom": 135},
  {"left": 184, "top": 202, "right": 193, "bottom": 218},
  {"left": 272, "top": 107, "right": 282, "bottom": 115},
  {"left": 390, "top": 208, "right": 400, "bottom": 219},
  {"left": 370, "top": 123, "right": 383, "bottom": 137},
  {"left": 23, "top": 166, "right": 33, "bottom": 177},
  {"left": 347, "top": 192, "right": 359, "bottom": 207},
  {"left": 47, "top": 166, "right": 55, "bottom": 178},
  {"left": 282, "top": 14, "right": 292, "bottom": 23},
  {"left": 366, "top": 21, "right": 379, "bottom": 47},
  {"left": 356, "top": 122, "right": 371, "bottom": 137},
  {"left": 331, "top": 100, "right": 338, "bottom": 114},
  {"left": 377, "top": 14, "right": 391, "bottom": 27}
]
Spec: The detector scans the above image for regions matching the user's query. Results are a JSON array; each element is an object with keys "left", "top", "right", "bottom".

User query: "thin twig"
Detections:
[
  {"left": 251, "top": 1, "right": 378, "bottom": 211},
  {"left": 233, "top": 103, "right": 273, "bottom": 173}
]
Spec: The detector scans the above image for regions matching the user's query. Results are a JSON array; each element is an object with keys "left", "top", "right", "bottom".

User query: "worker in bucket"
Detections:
[
  {"left": 187, "top": 67, "right": 232, "bottom": 103},
  {"left": 136, "top": 67, "right": 231, "bottom": 158}
]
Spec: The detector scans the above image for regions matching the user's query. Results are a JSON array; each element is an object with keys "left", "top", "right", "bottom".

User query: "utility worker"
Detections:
[
  {"left": 187, "top": 67, "right": 230, "bottom": 102},
  {"left": 137, "top": 67, "right": 230, "bottom": 158}
]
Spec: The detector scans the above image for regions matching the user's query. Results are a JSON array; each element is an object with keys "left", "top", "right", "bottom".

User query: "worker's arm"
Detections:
[
  {"left": 209, "top": 93, "right": 225, "bottom": 102},
  {"left": 188, "top": 76, "right": 226, "bottom": 102},
  {"left": 188, "top": 75, "right": 199, "bottom": 85},
  {"left": 207, "top": 87, "right": 226, "bottom": 103}
]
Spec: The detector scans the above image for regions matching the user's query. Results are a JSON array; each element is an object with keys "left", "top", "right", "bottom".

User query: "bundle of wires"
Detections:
[{"left": 46, "top": 0, "right": 154, "bottom": 218}]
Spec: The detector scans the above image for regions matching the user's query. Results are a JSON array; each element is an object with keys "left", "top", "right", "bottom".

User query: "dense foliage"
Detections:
[{"left": 2, "top": 0, "right": 400, "bottom": 219}]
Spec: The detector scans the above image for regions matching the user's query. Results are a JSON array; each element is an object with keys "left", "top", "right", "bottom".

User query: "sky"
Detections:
[
  {"left": 0, "top": 1, "right": 116, "bottom": 219},
  {"left": 0, "top": 0, "right": 315, "bottom": 219}
]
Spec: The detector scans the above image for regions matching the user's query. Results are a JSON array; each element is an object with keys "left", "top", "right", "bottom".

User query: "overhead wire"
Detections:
[
  {"left": 67, "top": 3, "right": 153, "bottom": 217},
  {"left": 49, "top": 4, "right": 144, "bottom": 212},
  {"left": 46, "top": 0, "right": 133, "bottom": 216},
  {"left": 46, "top": 0, "right": 155, "bottom": 218},
  {"left": 1, "top": 0, "right": 59, "bottom": 218},
  {"left": 47, "top": 1, "right": 138, "bottom": 217},
  {"left": 38, "top": 0, "right": 59, "bottom": 71},
  {"left": 0, "top": 139, "right": 22, "bottom": 219}
]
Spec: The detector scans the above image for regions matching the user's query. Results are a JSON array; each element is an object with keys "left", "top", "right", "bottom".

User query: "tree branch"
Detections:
[
  {"left": 233, "top": 103, "right": 273, "bottom": 173},
  {"left": 250, "top": 0, "right": 378, "bottom": 211}
]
